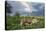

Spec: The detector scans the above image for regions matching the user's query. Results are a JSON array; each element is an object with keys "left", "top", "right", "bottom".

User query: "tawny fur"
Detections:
[{"left": 20, "top": 17, "right": 32, "bottom": 26}]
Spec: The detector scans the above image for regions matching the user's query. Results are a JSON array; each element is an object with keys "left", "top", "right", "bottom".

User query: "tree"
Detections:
[
  {"left": 15, "top": 11, "right": 20, "bottom": 17},
  {"left": 15, "top": 12, "right": 20, "bottom": 24}
]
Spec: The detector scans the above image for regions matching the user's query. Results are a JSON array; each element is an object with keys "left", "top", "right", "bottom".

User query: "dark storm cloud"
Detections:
[{"left": 6, "top": 1, "right": 45, "bottom": 16}]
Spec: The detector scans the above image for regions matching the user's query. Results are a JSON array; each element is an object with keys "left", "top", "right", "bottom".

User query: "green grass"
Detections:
[{"left": 6, "top": 16, "right": 45, "bottom": 30}]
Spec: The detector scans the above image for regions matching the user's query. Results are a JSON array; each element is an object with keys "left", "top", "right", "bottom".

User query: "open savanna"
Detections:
[{"left": 6, "top": 16, "right": 45, "bottom": 30}]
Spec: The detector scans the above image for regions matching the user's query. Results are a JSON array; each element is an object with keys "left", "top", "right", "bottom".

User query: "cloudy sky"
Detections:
[
  {"left": 6, "top": 0, "right": 44, "bottom": 2},
  {"left": 6, "top": 1, "right": 45, "bottom": 16}
]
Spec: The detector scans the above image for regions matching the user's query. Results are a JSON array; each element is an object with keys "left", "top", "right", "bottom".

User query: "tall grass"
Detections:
[{"left": 6, "top": 16, "right": 45, "bottom": 30}]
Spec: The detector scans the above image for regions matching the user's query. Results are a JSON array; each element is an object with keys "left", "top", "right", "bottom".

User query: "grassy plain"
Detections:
[{"left": 6, "top": 16, "right": 45, "bottom": 30}]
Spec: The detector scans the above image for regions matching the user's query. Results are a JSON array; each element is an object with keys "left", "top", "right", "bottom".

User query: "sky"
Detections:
[
  {"left": 6, "top": 1, "right": 45, "bottom": 16},
  {"left": 6, "top": 0, "right": 44, "bottom": 3}
]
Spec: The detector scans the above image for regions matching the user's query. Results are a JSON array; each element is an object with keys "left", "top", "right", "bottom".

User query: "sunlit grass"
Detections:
[{"left": 6, "top": 16, "right": 45, "bottom": 30}]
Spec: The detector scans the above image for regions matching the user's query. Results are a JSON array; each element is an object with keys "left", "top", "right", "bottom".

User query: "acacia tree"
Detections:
[
  {"left": 15, "top": 11, "right": 20, "bottom": 17},
  {"left": 15, "top": 12, "right": 20, "bottom": 24}
]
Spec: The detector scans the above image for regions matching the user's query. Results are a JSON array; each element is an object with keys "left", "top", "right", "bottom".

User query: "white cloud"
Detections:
[{"left": 20, "top": 1, "right": 32, "bottom": 13}]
